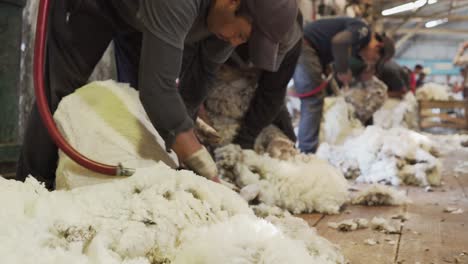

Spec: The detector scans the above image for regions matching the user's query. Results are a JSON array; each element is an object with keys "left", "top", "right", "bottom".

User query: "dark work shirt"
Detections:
[
  {"left": 303, "top": 17, "right": 371, "bottom": 73},
  {"left": 110, "top": 0, "right": 233, "bottom": 148}
]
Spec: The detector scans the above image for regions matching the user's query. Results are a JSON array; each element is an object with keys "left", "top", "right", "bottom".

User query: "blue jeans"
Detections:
[
  {"left": 298, "top": 95, "right": 324, "bottom": 153},
  {"left": 293, "top": 43, "right": 324, "bottom": 153}
]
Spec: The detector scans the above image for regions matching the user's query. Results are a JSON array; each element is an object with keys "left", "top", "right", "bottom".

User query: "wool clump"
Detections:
[
  {"left": 215, "top": 144, "right": 349, "bottom": 214},
  {"left": 317, "top": 126, "right": 441, "bottom": 186}
]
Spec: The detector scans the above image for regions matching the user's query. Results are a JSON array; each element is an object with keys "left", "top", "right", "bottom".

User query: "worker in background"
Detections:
[
  {"left": 293, "top": 17, "right": 394, "bottom": 154},
  {"left": 17, "top": 0, "right": 299, "bottom": 189},
  {"left": 376, "top": 60, "right": 409, "bottom": 99},
  {"left": 453, "top": 41, "right": 468, "bottom": 98},
  {"left": 416, "top": 72, "right": 426, "bottom": 88},
  {"left": 410, "top": 64, "right": 424, "bottom": 92}
]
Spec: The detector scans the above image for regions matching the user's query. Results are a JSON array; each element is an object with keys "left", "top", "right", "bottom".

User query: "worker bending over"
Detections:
[
  {"left": 17, "top": 0, "right": 298, "bottom": 189},
  {"left": 230, "top": 17, "right": 303, "bottom": 150},
  {"left": 293, "top": 17, "right": 394, "bottom": 153},
  {"left": 114, "top": 15, "right": 303, "bottom": 152}
]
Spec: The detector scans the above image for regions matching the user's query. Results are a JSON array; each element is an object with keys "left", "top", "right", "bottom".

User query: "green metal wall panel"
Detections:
[{"left": 0, "top": 0, "right": 25, "bottom": 162}]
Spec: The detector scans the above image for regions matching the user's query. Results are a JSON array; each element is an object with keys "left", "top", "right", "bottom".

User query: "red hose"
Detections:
[{"left": 34, "top": 0, "right": 133, "bottom": 176}]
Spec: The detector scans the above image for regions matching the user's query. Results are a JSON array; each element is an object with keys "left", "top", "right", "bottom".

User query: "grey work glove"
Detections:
[
  {"left": 184, "top": 146, "right": 219, "bottom": 181},
  {"left": 195, "top": 118, "right": 222, "bottom": 145}
]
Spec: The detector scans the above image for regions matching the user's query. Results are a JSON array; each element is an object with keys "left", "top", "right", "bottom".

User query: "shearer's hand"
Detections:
[
  {"left": 183, "top": 146, "right": 219, "bottom": 181},
  {"left": 184, "top": 148, "right": 239, "bottom": 191},
  {"left": 195, "top": 118, "right": 222, "bottom": 144}
]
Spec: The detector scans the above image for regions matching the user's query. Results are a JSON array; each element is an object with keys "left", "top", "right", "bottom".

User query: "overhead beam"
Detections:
[
  {"left": 385, "top": 15, "right": 468, "bottom": 22},
  {"left": 379, "top": 2, "right": 468, "bottom": 20},
  {"left": 395, "top": 22, "right": 425, "bottom": 49},
  {"left": 388, "top": 2, "right": 432, "bottom": 36},
  {"left": 396, "top": 28, "right": 468, "bottom": 35}
]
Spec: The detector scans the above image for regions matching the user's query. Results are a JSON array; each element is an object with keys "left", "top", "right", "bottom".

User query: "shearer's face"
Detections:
[
  {"left": 207, "top": 0, "right": 252, "bottom": 47},
  {"left": 360, "top": 34, "right": 383, "bottom": 64}
]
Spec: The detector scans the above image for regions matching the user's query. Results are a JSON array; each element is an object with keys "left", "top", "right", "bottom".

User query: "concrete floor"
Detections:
[{"left": 300, "top": 149, "right": 468, "bottom": 264}]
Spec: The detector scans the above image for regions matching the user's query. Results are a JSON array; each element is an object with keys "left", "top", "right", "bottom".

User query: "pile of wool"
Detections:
[
  {"left": 215, "top": 144, "right": 349, "bottom": 214},
  {"left": 373, "top": 92, "right": 419, "bottom": 129},
  {"left": 317, "top": 126, "right": 441, "bottom": 186},
  {"left": 351, "top": 184, "right": 410, "bottom": 206},
  {"left": 342, "top": 77, "right": 388, "bottom": 124},
  {"left": 426, "top": 134, "right": 468, "bottom": 155},
  {"left": 319, "top": 97, "right": 364, "bottom": 145},
  {"left": 0, "top": 166, "right": 345, "bottom": 264},
  {"left": 177, "top": 202, "right": 346, "bottom": 264},
  {"left": 415, "top": 82, "right": 458, "bottom": 101},
  {"left": 54, "top": 80, "right": 178, "bottom": 189}
]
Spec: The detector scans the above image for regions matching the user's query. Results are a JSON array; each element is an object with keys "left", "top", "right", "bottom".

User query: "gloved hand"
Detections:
[
  {"left": 195, "top": 118, "right": 222, "bottom": 145},
  {"left": 184, "top": 146, "right": 219, "bottom": 181}
]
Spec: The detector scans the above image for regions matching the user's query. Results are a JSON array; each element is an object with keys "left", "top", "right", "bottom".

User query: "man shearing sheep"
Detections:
[{"left": 17, "top": 0, "right": 298, "bottom": 189}]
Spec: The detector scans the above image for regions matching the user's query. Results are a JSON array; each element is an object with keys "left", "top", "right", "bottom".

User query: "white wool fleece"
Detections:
[
  {"left": 0, "top": 165, "right": 345, "bottom": 264},
  {"left": 216, "top": 145, "right": 349, "bottom": 214}
]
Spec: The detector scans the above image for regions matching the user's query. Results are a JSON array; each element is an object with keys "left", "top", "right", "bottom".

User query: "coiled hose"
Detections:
[{"left": 34, "top": 0, "right": 134, "bottom": 176}]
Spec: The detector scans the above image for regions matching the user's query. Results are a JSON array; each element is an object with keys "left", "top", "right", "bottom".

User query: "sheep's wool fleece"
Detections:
[
  {"left": 373, "top": 92, "right": 419, "bottom": 129},
  {"left": 426, "top": 134, "right": 468, "bottom": 155},
  {"left": 317, "top": 126, "right": 441, "bottom": 186},
  {"left": 215, "top": 145, "right": 349, "bottom": 214},
  {"left": 0, "top": 168, "right": 345, "bottom": 264},
  {"left": 320, "top": 97, "right": 364, "bottom": 145},
  {"left": 202, "top": 65, "right": 260, "bottom": 146},
  {"left": 416, "top": 82, "right": 461, "bottom": 101},
  {"left": 201, "top": 64, "right": 297, "bottom": 158},
  {"left": 342, "top": 77, "right": 388, "bottom": 123},
  {"left": 351, "top": 184, "right": 410, "bottom": 206},
  {"left": 53, "top": 80, "right": 178, "bottom": 189}
]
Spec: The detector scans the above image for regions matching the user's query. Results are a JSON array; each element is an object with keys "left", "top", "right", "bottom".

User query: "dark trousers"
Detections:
[
  {"left": 233, "top": 40, "right": 302, "bottom": 148},
  {"left": 16, "top": 0, "right": 137, "bottom": 189},
  {"left": 114, "top": 32, "right": 142, "bottom": 88}
]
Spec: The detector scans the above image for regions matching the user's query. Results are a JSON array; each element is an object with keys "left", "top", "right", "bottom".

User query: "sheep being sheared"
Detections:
[
  {"left": 342, "top": 76, "right": 388, "bottom": 124},
  {"left": 200, "top": 64, "right": 298, "bottom": 160},
  {"left": 215, "top": 144, "right": 349, "bottom": 214},
  {"left": 0, "top": 166, "right": 345, "bottom": 264}
]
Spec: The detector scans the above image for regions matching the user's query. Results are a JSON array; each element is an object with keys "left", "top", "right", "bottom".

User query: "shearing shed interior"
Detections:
[{"left": 0, "top": 0, "right": 467, "bottom": 263}]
